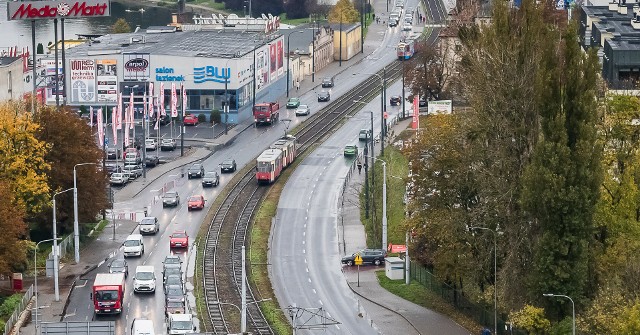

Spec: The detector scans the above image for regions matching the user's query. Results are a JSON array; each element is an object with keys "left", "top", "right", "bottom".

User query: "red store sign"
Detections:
[{"left": 6, "top": 0, "right": 111, "bottom": 21}]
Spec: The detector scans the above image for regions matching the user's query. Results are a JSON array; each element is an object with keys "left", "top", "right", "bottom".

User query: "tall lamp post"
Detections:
[
  {"left": 354, "top": 100, "right": 375, "bottom": 219},
  {"left": 365, "top": 156, "right": 387, "bottom": 250},
  {"left": 53, "top": 188, "right": 74, "bottom": 301},
  {"left": 73, "top": 162, "right": 96, "bottom": 264},
  {"left": 469, "top": 226, "right": 498, "bottom": 335},
  {"left": 354, "top": 70, "right": 386, "bottom": 156},
  {"left": 286, "top": 30, "right": 304, "bottom": 97},
  {"left": 543, "top": 294, "right": 575, "bottom": 335},
  {"left": 223, "top": 57, "right": 235, "bottom": 135},
  {"left": 34, "top": 238, "right": 60, "bottom": 332}
]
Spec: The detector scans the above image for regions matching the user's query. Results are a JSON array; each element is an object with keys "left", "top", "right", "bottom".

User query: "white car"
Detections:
[
  {"left": 109, "top": 173, "right": 128, "bottom": 186},
  {"left": 133, "top": 265, "right": 156, "bottom": 293},
  {"left": 295, "top": 104, "right": 310, "bottom": 116},
  {"left": 145, "top": 138, "right": 157, "bottom": 151},
  {"left": 403, "top": 23, "right": 412, "bottom": 31}
]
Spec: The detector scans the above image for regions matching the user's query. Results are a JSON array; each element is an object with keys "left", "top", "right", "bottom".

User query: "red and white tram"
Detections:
[
  {"left": 256, "top": 149, "right": 283, "bottom": 184},
  {"left": 270, "top": 135, "right": 297, "bottom": 169}
]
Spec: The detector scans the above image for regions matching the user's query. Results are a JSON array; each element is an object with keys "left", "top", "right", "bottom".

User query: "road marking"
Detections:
[
  {"left": 303, "top": 231, "right": 305, "bottom": 236},
  {"left": 302, "top": 240, "right": 305, "bottom": 245},
  {"left": 318, "top": 299, "right": 323, "bottom": 305},
  {"left": 312, "top": 289, "right": 316, "bottom": 294},
  {"left": 308, "top": 278, "right": 312, "bottom": 283},
  {"left": 306, "top": 268, "right": 309, "bottom": 273},
  {"left": 302, "top": 249, "right": 305, "bottom": 254}
]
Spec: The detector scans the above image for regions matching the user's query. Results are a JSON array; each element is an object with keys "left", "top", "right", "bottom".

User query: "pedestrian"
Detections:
[
  {"left": 295, "top": 79, "right": 300, "bottom": 91},
  {"left": 357, "top": 161, "right": 363, "bottom": 174},
  {"left": 373, "top": 13, "right": 376, "bottom": 21}
]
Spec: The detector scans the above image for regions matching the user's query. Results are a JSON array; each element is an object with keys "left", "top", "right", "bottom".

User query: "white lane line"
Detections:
[
  {"left": 303, "top": 231, "right": 305, "bottom": 236},
  {"left": 302, "top": 240, "right": 305, "bottom": 245},
  {"left": 318, "top": 300, "right": 323, "bottom": 305},
  {"left": 302, "top": 249, "right": 306, "bottom": 254},
  {"left": 306, "top": 268, "right": 309, "bottom": 273},
  {"left": 312, "top": 289, "right": 316, "bottom": 294},
  {"left": 308, "top": 278, "right": 312, "bottom": 283}
]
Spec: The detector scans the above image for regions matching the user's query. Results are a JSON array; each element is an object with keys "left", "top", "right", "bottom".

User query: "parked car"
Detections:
[
  {"left": 390, "top": 95, "right": 402, "bottom": 106},
  {"left": 164, "top": 284, "right": 185, "bottom": 303},
  {"left": 359, "top": 129, "right": 371, "bottom": 141},
  {"left": 317, "top": 90, "right": 331, "bottom": 102},
  {"left": 295, "top": 104, "right": 310, "bottom": 116},
  {"left": 145, "top": 138, "right": 157, "bottom": 151},
  {"left": 160, "top": 138, "right": 177, "bottom": 151},
  {"left": 188, "top": 163, "right": 205, "bottom": 179},
  {"left": 105, "top": 163, "right": 122, "bottom": 175},
  {"left": 109, "top": 173, "right": 128, "bottom": 186},
  {"left": 202, "top": 171, "right": 220, "bottom": 187},
  {"left": 321, "top": 77, "right": 334, "bottom": 88},
  {"left": 183, "top": 114, "right": 198, "bottom": 126},
  {"left": 108, "top": 259, "right": 129, "bottom": 278},
  {"left": 106, "top": 147, "right": 121, "bottom": 160},
  {"left": 165, "top": 300, "right": 186, "bottom": 317},
  {"left": 286, "top": 97, "right": 301, "bottom": 109},
  {"left": 187, "top": 195, "right": 205, "bottom": 211},
  {"left": 220, "top": 159, "right": 237, "bottom": 173},
  {"left": 341, "top": 249, "right": 387, "bottom": 266},
  {"left": 344, "top": 145, "right": 358, "bottom": 157},
  {"left": 138, "top": 216, "right": 159, "bottom": 235},
  {"left": 153, "top": 114, "right": 171, "bottom": 126},
  {"left": 162, "top": 191, "right": 180, "bottom": 207},
  {"left": 170, "top": 230, "right": 189, "bottom": 248},
  {"left": 145, "top": 155, "right": 160, "bottom": 167},
  {"left": 122, "top": 164, "right": 143, "bottom": 179},
  {"left": 124, "top": 151, "right": 141, "bottom": 165}
]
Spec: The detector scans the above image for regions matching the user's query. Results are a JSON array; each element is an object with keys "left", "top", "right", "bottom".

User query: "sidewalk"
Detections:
[{"left": 339, "top": 117, "right": 471, "bottom": 335}]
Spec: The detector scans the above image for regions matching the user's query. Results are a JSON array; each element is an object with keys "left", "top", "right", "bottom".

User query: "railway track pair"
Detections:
[{"left": 199, "top": 60, "right": 403, "bottom": 334}]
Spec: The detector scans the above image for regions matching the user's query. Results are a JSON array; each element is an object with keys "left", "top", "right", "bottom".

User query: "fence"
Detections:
[
  {"left": 47, "top": 234, "right": 74, "bottom": 262},
  {"left": 410, "top": 262, "right": 526, "bottom": 335},
  {"left": 3, "top": 284, "right": 34, "bottom": 335}
]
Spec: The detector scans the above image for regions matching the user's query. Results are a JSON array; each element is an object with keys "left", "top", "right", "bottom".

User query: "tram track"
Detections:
[{"left": 200, "top": 60, "right": 403, "bottom": 334}]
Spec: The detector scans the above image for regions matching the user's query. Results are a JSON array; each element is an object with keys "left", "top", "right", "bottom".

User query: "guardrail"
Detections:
[{"left": 3, "top": 284, "right": 34, "bottom": 335}]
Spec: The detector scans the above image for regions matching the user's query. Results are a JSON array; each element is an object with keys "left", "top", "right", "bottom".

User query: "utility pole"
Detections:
[
  {"left": 241, "top": 245, "right": 247, "bottom": 333},
  {"left": 364, "top": 143, "right": 369, "bottom": 219},
  {"left": 54, "top": 18, "right": 60, "bottom": 112}
]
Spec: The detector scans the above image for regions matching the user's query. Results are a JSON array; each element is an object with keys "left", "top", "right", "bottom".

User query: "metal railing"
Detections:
[
  {"left": 3, "top": 284, "right": 34, "bottom": 335},
  {"left": 47, "top": 234, "right": 74, "bottom": 261}
]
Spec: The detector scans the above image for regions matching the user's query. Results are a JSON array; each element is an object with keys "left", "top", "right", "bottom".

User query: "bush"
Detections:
[
  {"left": 210, "top": 110, "right": 221, "bottom": 124},
  {"left": 0, "top": 293, "right": 23, "bottom": 317},
  {"left": 197, "top": 114, "right": 206, "bottom": 123}
]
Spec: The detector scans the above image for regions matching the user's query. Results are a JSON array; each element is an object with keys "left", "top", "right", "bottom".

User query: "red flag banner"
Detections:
[
  {"left": 412, "top": 95, "right": 419, "bottom": 129},
  {"left": 112, "top": 106, "right": 118, "bottom": 146},
  {"left": 171, "top": 83, "right": 177, "bottom": 117},
  {"left": 159, "top": 83, "right": 166, "bottom": 117},
  {"left": 96, "top": 107, "right": 103, "bottom": 145},
  {"left": 182, "top": 85, "right": 186, "bottom": 117}
]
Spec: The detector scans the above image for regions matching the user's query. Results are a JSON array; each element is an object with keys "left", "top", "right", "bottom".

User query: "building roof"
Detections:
[
  {"left": 0, "top": 57, "right": 21, "bottom": 67},
  {"left": 64, "top": 29, "right": 281, "bottom": 59},
  {"left": 279, "top": 27, "right": 315, "bottom": 54},
  {"left": 605, "top": 35, "right": 640, "bottom": 51},
  {"left": 326, "top": 22, "right": 361, "bottom": 33}
]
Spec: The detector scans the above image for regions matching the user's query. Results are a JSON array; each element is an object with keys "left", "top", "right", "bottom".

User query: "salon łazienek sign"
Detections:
[{"left": 6, "top": 0, "right": 111, "bottom": 21}]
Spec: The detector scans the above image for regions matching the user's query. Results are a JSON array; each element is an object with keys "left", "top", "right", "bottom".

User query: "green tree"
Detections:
[
  {"left": 32, "top": 107, "right": 108, "bottom": 236},
  {"left": 509, "top": 304, "right": 551, "bottom": 334},
  {"left": 521, "top": 20, "right": 602, "bottom": 317},
  {"left": 111, "top": 18, "right": 131, "bottom": 34},
  {"left": 328, "top": 0, "right": 359, "bottom": 23}
]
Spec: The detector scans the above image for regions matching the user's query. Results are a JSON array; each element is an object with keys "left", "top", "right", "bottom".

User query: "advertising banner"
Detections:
[
  {"left": 427, "top": 100, "right": 453, "bottom": 115},
  {"left": 6, "top": 0, "right": 111, "bottom": 21},
  {"left": 69, "top": 59, "right": 96, "bottom": 103},
  {"left": 269, "top": 43, "right": 277, "bottom": 81},
  {"left": 412, "top": 95, "right": 419, "bottom": 129},
  {"left": 96, "top": 59, "right": 117, "bottom": 103},
  {"left": 277, "top": 39, "right": 284, "bottom": 76},
  {"left": 123, "top": 53, "right": 150, "bottom": 81},
  {"left": 256, "top": 47, "right": 269, "bottom": 91},
  {"left": 40, "top": 59, "right": 64, "bottom": 103}
]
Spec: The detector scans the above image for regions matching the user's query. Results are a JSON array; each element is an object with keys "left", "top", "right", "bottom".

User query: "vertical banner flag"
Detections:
[
  {"left": 159, "top": 83, "right": 166, "bottom": 117},
  {"left": 182, "top": 84, "right": 187, "bottom": 117},
  {"left": 170, "top": 83, "right": 177, "bottom": 117},
  {"left": 97, "top": 108, "right": 103, "bottom": 146},
  {"left": 129, "top": 92, "right": 134, "bottom": 130},
  {"left": 116, "top": 93, "right": 123, "bottom": 130},
  {"left": 112, "top": 106, "right": 118, "bottom": 146},
  {"left": 148, "top": 82, "right": 154, "bottom": 118},
  {"left": 412, "top": 95, "right": 420, "bottom": 129},
  {"left": 90, "top": 106, "right": 94, "bottom": 128}
]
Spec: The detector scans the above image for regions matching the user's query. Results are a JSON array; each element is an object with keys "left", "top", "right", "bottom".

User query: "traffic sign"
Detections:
[
  {"left": 354, "top": 254, "right": 363, "bottom": 266},
  {"left": 104, "top": 137, "right": 109, "bottom": 145}
]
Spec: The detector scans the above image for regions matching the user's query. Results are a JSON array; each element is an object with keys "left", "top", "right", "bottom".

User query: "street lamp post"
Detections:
[
  {"left": 73, "top": 162, "right": 96, "bottom": 264},
  {"left": 34, "top": 238, "right": 60, "bottom": 332},
  {"left": 469, "top": 226, "right": 498, "bottom": 335},
  {"left": 543, "top": 294, "right": 575, "bottom": 335},
  {"left": 286, "top": 30, "right": 304, "bottom": 97},
  {"left": 353, "top": 71, "right": 386, "bottom": 156},
  {"left": 223, "top": 57, "right": 235, "bottom": 135},
  {"left": 53, "top": 188, "right": 74, "bottom": 301},
  {"left": 365, "top": 156, "right": 387, "bottom": 250}
]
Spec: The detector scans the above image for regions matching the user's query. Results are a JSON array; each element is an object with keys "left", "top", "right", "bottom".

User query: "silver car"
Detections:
[
  {"left": 295, "top": 104, "right": 310, "bottom": 116},
  {"left": 109, "top": 173, "right": 128, "bottom": 186}
]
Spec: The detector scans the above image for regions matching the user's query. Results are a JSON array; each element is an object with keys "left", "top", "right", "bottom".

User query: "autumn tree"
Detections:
[
  {"left": 404, "top": 38, "right": 454, "bottom": 101},
  {"left": 328, "top": 0, "right": 360, "bottom": 23},
  {"left": 0, "top": 101, "right": 51, "bottom": 215},
  {"left": 111, "top": 18, "right": 131, "bottom": 34},
  {"left": 0, "top": 181, "right": 30, "bottom": 275},
  {"left": 31, "top": 107, "right": 108, "bottom": 237}
]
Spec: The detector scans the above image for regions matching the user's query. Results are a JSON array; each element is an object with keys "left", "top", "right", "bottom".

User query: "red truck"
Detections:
[
  {"left": 253, "top": 102, "right": 280, "bottom": 125},
  {"left": 92, "top": 273, "right": 126, "bottom": 315}
]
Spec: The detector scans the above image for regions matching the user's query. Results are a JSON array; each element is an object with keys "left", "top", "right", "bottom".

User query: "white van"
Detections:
[
  {"left": 167, "top": 313, "right": 196, "bottom": 334},
  {"left": 125, "top": 151, "right": 141, "bottom": 165},
  {"left": 134, "top": 265, "right": 156, "bottom": 293},
  {"left": 123, "top": 234, "right": 144, "bottom": 257},
  {"left": 131, "top": 318, "right": 155, "bottom": 335}
]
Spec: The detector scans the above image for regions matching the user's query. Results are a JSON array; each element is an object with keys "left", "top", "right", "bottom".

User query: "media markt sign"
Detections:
[{"left": 6, "top": 0, "right": 111, "bottom": 21}]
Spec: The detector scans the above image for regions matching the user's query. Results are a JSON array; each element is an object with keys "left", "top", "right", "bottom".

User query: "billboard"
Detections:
[
  {"left": 40, "top": 59, "right": 64, "bottom": 103},
  {"left": 256, "top": 47, "right": 269, "bottom": 91},
  {"left": 96, "top": 59, "right": 117, "bottom": 103},
  {"left": 269, "top": 43, "right": 277, "bottom": 81},
  {"left": 123, "top": 53, "right": 150, "bottom": 81},
  {"left": 427, "top": 100, "right": 453, "bottom": 115},
  {"left": 277, "top": 39, "right": 284, "bottom": 76},
  {"left": 7, "top": 0, "right": 111, "bottom": 21},
  {"left": 69, "top": 59, "right": 96, "bottom": 103}
]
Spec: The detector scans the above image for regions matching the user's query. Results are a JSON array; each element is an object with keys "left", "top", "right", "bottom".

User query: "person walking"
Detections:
[
  {"left": 357, "top": 161, "right": 363, "bottom": 174},
  {"left": 295, "top": 79, "right": 300, "bottom": 91}
]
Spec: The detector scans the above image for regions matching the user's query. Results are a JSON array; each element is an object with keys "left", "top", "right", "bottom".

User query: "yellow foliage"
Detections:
[
  {"left": 0, "top": 101, "right": 51, "bottom": 214},
  {"left": 328, "top": 0, "right": 360, "bottom": 23},
  {"left": 508, "top": 304, "right": 551, "bottom": 334}
]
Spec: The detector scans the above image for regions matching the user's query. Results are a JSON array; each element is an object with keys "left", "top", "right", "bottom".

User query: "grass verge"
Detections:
[{"left": 376, "top": 271, "right": 482, "bottom": 333}]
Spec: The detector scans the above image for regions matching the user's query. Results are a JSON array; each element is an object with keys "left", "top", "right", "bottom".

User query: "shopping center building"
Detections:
[{"left": 60, "top": 23, "right": 285, "bottom": 124}]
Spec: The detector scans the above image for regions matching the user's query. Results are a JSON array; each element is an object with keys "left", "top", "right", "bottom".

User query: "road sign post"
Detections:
[{"left": 355, "top": 254, "right": 363, "bottom": 287}]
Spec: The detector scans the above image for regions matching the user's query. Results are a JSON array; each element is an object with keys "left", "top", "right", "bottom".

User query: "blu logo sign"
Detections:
[{"left": 193, "top": 66, "right": 230, "bottom": 84}]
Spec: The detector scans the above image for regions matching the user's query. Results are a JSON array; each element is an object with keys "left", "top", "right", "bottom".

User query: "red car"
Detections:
[
  {"left": 187, "top": 195, "right": 205, "bottom": 211},
  {"left": 170, "top": 230, "right": 189, "bottom": 248},
  {"left": 183, "top": 114, "right": 198, "bottom": 126}
]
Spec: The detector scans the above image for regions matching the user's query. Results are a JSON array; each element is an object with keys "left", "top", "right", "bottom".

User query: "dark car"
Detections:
[
  {"left": 164, "top": 284, "right": 185, "bottom": 303},
  {"left": 202, "top": 171, "right": 220, "bottom": 187},
  {"left": 162, "top": 191, "right": 180, "bottom": 207},
  {"left": 106, "top": 147, "right": 121, "bottom": 160},
  {"left": 163, "top": 255, "right": 182, "bottom": 273},
  {"left": 108, "top": 259, "right": 129, "bottom": 278},
  {"left": 220, "top": 159, "right": 237, "bottom": 173},
  {"left": 165, "top": 300, "right": 186, "bottom": 317},
  {"left": 188, "top": 163, "right": 205, "bottom": 179},
  {"left": 390, "top": 95, "right": 402, "bottom": 106},
  {"left": 145, "top": 155, "right": 160, "bottom": 167},
  {"left": 341, "top": 249, "right": 387, "bottom": 266},
  {"left": 317, "top": 90, "right": 331, "bottom": 102},
  {"left": 152, "top": 114, "right": 171, "bottom": 126},
  {"left": 163, "top": 267, "right": 182, "bottom": 283},
  {"left": 104, "top": 163, "right": 122, "bottom": 175},
  {"left": 321, "top": 77, "right": 334, "bottom": 88},
  {"left": 163, "top": 274, "right": 183, "bottom": 293}
]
